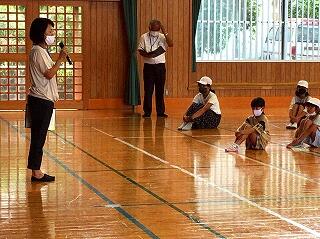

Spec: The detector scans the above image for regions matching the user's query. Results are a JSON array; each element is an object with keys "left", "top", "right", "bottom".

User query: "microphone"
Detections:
[{"left": 58, "top": 42, "right": 72, "bottom": 65}]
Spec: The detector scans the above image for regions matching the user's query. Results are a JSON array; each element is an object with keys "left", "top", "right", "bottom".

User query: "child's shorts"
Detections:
[
  {"left": 246, "top": 135, "right": 266, "bottom": 150},
  {"left": 304, "top": 129, "right": 320, "bottom": 147}
]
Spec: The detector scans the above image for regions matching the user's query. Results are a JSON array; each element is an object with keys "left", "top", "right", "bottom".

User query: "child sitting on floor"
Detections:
[
  {"left": 287, "top": 97, "right": 320, "bottom": 148},
  {"left": 225, "top": 97, "right": 270, "bottom": 152},
  {"left": 286, "top": 80, "right": 311, "bottom": 129},
  {"left": 177, "top": 76, "right": 221, "bottom": 131}
]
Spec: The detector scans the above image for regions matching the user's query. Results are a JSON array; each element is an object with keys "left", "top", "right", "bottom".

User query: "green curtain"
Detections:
[
  {"left": 122, "top": 0, "right": 141, "bottom": 106},
  {"left": 192, "top": 0, "right": 202, "bottom": 72}
]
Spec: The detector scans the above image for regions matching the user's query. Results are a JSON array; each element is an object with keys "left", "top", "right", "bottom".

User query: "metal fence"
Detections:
[{"left": 196, "top": 0, "right": 320, "bottom": 61}]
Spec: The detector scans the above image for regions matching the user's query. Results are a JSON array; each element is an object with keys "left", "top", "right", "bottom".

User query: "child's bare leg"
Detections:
[
  {"left": 289, "top": 104, "right": 304, "bottom": 123},
  {"left": 303, "top": 124, "right": 318, "bottom": 146},
  {"left": 308, "top": 130, "right": 317, "bottom": 147},
  {"left": 294, "top": 118, "right": 306, "bottom": 138},
  {"left": 246, "top": 132, "right": 258, "bottom": 146},
  {"left": 234, "top": 133, "right": 248, "bottom": 145},
  {"left": 235, "top": 126, "right": 255, "bottom": 145},
  {"left": 289, "top": 104, "right": 299, "bottom": 123},
  {"left": 294, "top": 119, "right": 311, "bottom": 138},
  {"left": 287, "top": 121, "right": 316, "bottom": 147},
  {"left": 295, "top": 104, "right": 305, "bottom": 123}
]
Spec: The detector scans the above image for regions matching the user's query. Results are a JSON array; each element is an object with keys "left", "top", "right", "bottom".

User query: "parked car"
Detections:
[{"left": 263, "top": 19, "right": 320, "bottom": 60}]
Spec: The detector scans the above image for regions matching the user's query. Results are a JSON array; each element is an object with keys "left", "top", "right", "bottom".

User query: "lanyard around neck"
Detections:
[{"left": 148, "top": 33, "right": 159, "bottom": 51}]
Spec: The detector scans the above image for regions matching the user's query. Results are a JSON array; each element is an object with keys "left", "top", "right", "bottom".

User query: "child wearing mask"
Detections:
[
  {"left": 286, "top": 80, "right": 311, "bottom": 129},
  {"left": 225, "top": 97, "right": 270, "bottom": 152},
  {"left": 287, "top": 97, "right": 320, "bottom": 148},
  {"left": 178, "top": 76, "right": 221, "bottom": 130}
]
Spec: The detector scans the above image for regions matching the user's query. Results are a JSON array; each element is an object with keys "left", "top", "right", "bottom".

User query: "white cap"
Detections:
[
  {"left": 307, "top": 97, "right": 320, "bottom": 108},
  {"left": 297, "top": 80, "right": 308, "bottom": 88},
  {"left": 197, "top": 76, "right": 212, "bottom": 86}
]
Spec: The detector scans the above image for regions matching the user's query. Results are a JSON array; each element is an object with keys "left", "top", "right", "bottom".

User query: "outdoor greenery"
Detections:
[
  {"left": 197, "top": 0, "right": 260, "bottom": 56},
  {"left": 197, "top": 0, "right": 320, "bottom": 58},
  {"left": 288, "top": 0, "right": 320, "bottom": 18}
]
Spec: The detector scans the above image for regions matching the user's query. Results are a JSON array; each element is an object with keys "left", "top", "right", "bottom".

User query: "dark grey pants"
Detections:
[
  {"left": 143, "top": 63, "right": 166, "bottom": 115},
  {"left": 27, "top": 95, "right": 53, "bottom": 170},
  {"left": 186, "top": 103, "right": 221, "bottom": 129}
]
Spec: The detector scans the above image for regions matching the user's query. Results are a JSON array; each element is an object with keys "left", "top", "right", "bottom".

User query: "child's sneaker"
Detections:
[
  {"left": 178, "top": 122, "right": 187, "bottom": 130},
  {"left": 225, "top": 143, "right": 239, "bottom": 152},
  {"left": 292, "top": 142, "right": 304, "bottom": 148},
  {"left": 286, "top": 122, "right": 293, "bottom": 129},
  {"left": 181, "top": 122, "right": 193, "bottom": 131},
  {"left": 286, "top": 122, "right": 297, "bottom": 129}
]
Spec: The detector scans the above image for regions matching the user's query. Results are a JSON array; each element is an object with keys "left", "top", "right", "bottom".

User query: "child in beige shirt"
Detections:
[{"left": 225, "top": 97, "right": 270, "bottom": 153}]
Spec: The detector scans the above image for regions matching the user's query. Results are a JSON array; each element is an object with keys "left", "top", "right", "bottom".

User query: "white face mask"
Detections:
[
  {"left": 253, "top": 109, "right": 263, "bottom": 117},
  {"left": 149, "top": 31, "right": 160, "bottom": 37},
  {"left": 45, "top": 35, "right": 55, "bottom": 45}
]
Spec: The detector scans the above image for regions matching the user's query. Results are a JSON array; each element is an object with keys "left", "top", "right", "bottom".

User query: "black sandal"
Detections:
[{"left": 31, "top": 174, "right": 55, "bottom": 182}]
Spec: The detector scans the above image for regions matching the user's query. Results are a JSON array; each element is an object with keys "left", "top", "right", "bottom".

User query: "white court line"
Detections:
[
  {"left": 268, "top": 123, "right": 282, "bottom": 129},
  {"left": 119, "top": 133, "right": 293, "bottom": 139},
  {"left": 78, "top": 116, "right": 139, "bottom": 120},
  {"left": 190, "top": 136, "right": 320, "bottom": 184},
  {"left": 92, "top": 127, "right": 320, "bottom": 237},
  {"left": 170, "top": 128, "right": 320, "bottom": 184},
  {"left": 118, "top": 129, "right": 319, "bottom": 184},
  {"left": 93, "top": 128, "right": 170, "bottom": 165},
  {"left": 120, "top": 134, "right": 234, "bottom": 139}
]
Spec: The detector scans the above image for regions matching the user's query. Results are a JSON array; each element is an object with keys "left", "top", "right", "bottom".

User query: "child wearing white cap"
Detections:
[
  {"left": 286, "top": 80, "right": 311, "bottom": 129},
  {"left": 287, "top": 97, "right": 320, "bottom": 148},
  {"left": 177, "top": 76, "right": 221, "bottom": 130}
]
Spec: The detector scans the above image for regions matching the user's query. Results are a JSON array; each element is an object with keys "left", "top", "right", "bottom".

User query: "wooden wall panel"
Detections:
[
  {"left": 88, "top": 1, "right": 128, "bottom": 100},
  {"left": 2, "top": 0, "right": 320, "bottom": 110},
  {"left": 137, "top": 0, "right": 191, "bottom": 98},
  {"left": 191, "top": 62, "right": 320, "bottom": 97},
  {"left": 135, "top": 0, "right": 320, "bottom": 99}
]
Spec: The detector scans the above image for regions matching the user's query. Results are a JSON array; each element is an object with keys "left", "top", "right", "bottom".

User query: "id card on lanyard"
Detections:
[{"left": 149, "top": 33, "right": 159, "bottom": 51}]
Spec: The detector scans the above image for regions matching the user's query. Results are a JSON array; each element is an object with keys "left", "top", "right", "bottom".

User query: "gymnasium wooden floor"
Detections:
[{"left": 0, "top": 100, "right": 320, "bottom": 238}]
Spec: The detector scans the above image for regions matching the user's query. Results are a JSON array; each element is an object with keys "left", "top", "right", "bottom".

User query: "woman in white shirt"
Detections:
[
  {"left": 27, "top": 18, "right": 67, "bottom": 182},
  {"left": 178, "top": 76, "right": 221, "bottom": 130}
]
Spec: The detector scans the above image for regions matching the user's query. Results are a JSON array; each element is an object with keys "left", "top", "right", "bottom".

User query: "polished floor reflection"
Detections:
[{"left": 0, "top": 106, "right": 319, "bottom": 238}]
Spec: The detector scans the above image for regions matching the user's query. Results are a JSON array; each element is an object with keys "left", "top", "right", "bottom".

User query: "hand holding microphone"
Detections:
[{"left": 58, "top": 42, "right": 72, "bottom": 65}]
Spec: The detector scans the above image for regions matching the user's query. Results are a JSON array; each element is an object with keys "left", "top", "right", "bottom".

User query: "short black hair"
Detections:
[
  {"left": 29, "top": 18, "right": 54, "bottom": 44},
  {"left": 149, "top": 19, "right": 161, "bottom": 26},
  {"left": 251, "top": 97, "right": 265, "bottom": 108}
]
